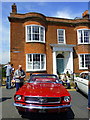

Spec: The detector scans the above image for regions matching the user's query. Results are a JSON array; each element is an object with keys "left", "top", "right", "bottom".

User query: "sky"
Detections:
[{"left": 1, "top": 1, "right": 89, "bottom": 64}]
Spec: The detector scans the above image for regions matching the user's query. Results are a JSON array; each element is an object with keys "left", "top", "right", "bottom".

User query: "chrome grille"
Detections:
[
  {"left": 47, "top": 97, "right": 61, "bottom": 103},
  {"left": 25, "top": 97, "right": 61, "bottom": 104}
]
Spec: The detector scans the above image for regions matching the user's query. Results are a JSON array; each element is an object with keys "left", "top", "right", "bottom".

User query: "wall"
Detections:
[{"left": 9, "top": 12, "right": 90, "bottom": 78}]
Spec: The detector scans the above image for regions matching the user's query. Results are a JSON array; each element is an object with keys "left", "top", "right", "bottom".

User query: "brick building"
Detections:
[{"left": 8, "top": 3, "right": 90, "bottom": 77}]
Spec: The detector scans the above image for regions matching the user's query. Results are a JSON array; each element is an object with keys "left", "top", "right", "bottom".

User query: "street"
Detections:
[{"left": 1, "top": 87, "right": 89, "bottom": 120}]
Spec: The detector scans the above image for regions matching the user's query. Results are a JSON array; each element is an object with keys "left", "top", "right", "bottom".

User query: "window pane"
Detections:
[
  {"left": 58, "top": 30, "right": 64, "bottom": 43},
  {"left": 27, "top": 26, "right": 31, "bottom": 33},
  {"left": 79, "top": 54, "right": 90, "bottom": 69},
  {"left": 32, "top": 34, "right": 39, "bottom": 40},
  {"left": 27, "top": 34, "right": 31, "bottom": 40},
  {"left": 79, "top": 30, "right": 83, "bottom": 43},
  {"left": 41, "top": 55, "right": 45, "bottom": 69},
  {"left": 85, "top": 55, "right": 90, "bottom": 67},
  {"left": 33, "top": 54, "right": 40, "bottom": 69},
  {"left": 78, "top": 30, "right": 90, "bottom": 44},
  {"left": 40, "top": 27, "right": 44, "bottom": 41},
  {"left": 80, "top": 55, "right": 84, "bottom": 67},
  {"left": 27, "top": 54, "right": 45, "bottom": 70},
  {"left": 41, "top": 34, "right": 44, "bottom": 41},
  {"left": 59, "top": 30, "right": 63, "bottom": 35},
  {"left": 58, "top": 37, "right": 64, "bottom": 42},
  {"left": 27, "top": 25, "right": 45, "bottom": 42},
  {"left": 27, "top": 54, "right": 32, "bottom": 69},
  {"left": 32, "top": 26, "right": 39, "bottom": 33},
  {"left": 84, "top": 30, "right": 89, "bottom": 43},
  {"left": 27, "top": 26, "right": 31, "bottom": 41}
]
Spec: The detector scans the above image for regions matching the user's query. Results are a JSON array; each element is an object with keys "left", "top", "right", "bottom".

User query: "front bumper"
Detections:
[{"left": 14, "top": 103, "right": 71, "bottom": 110}]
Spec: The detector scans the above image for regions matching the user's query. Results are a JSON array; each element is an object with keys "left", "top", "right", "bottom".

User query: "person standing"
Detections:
[
  {"left": 5, "top": 62, "right": 14, "bottom": 89},
  {"left": 14, "top": 65, "right": 26, "bottom": 91}
]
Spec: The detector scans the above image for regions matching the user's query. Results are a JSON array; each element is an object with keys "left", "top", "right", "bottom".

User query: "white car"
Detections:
[{"left": 74, "top": 71, "right": 89, "bottom": 95}]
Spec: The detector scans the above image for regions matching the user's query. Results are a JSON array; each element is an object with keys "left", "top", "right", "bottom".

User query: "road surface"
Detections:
[{"left": 1, "top": 87, "right": 89, "bottom": 120}]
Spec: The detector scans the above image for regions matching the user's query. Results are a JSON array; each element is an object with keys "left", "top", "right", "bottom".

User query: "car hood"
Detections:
[{"left": 16, "top": 83, "right": 70, "bottom": 97}]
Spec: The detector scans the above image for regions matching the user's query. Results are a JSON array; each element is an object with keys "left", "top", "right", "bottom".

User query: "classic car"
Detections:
[
  {"left": 14, "top": 74, "right": 71, "bottom": 115},
  {"left": 74, "top": 71, "right": 89, "bottom": 95}
]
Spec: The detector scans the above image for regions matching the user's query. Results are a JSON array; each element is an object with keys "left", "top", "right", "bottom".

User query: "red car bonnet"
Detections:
[{"left": 15, "top": 82, "right": 70, "bottom": 98}]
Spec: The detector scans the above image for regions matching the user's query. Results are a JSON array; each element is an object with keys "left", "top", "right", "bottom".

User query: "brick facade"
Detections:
[{"left": 8, "top": 4, "right": 90, "bottom": 77}]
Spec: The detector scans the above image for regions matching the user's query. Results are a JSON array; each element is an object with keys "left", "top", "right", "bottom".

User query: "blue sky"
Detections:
[{"left": 1, "top": 1, "right": 89, "bottom": 64}]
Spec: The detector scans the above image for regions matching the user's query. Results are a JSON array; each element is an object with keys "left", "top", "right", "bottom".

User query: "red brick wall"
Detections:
[
  {"left": 73, "top": 26, "right": 90, "bottom": 73},
  {"left": 9, "top": 12, "right": 90, "bottom": 78},
  {"left": 10, "top": 22, "right": 25, "bottom": 71}
]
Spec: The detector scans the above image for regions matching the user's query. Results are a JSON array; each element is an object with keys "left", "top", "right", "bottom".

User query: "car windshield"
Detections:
[
  {"left": 80, "top": 73, "right": 89, "bottom": 80},
  {"left": 28, "top": 74, "right": 62, "bottom": 83}
]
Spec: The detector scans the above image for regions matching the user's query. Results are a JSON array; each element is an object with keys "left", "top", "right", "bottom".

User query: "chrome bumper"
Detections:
[{"left": 14, "top": 103, "right": 71, "bottom": 109}]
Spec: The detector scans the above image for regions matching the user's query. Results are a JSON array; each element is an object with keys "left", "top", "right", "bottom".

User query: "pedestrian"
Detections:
[
  {"left": 30, "top": 72, "right": 33, "bottom": 77},
  {"left": 87, "top": 65, "right": 90, "bottom": 110},
  {"left": 11, "top": 64, "right": 15, "bottom": 88},
  {"left": 61, "top": 73, "right": 71, "bottom": 89},
  {"left": 14, "top": 65, "right": 26, "bottom": 91},
  {"left": 5, "top": 62, "right": 14, "bottom": 89},
  {"left": 66, "top": 75, "right": 71, "bottom": 89},
  {"left": 61, "top": 73, "right": 66, "bottom": 86}
]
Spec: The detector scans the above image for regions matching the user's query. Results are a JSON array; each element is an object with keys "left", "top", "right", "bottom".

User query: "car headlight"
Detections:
[
  {"left": 15, "top": 95, "right": 22, "bottom": 100},
  {"left": 64, "top": 96, "right": 70, "bottom": 102}
]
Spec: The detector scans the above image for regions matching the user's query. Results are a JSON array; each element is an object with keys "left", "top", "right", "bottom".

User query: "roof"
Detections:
[{"left": 80, "top": 71, "right": 90, "bottom": 75}]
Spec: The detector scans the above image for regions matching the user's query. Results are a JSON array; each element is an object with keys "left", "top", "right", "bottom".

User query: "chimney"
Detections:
[
  {"left": 12, "top": 3, "right": 17, "bottom": 13},
  {"left": 82, "top": 10, "right": 89, "bottom": 19}
]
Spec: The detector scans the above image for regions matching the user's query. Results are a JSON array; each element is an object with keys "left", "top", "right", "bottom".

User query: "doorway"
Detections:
[{"left": 56, "top": 54, "right": 64, "bottom": 74}]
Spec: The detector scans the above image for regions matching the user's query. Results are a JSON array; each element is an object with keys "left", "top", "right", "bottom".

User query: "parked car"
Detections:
[
  {"left": 14, "top": 74, "right": 71, "bottom": 115},
  {"left": 74, "top": 71, "right": 89, "bottom": 95}
]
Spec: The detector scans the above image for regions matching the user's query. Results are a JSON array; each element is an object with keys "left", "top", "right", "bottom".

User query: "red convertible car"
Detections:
[{"left": 14, "top": 74, "right": 71, "bottom": 115}]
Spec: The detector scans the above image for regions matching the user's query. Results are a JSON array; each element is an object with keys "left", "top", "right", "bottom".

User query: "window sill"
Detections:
[
  {"left": 26, "top": 69, "right": 46, "bottom": 72},
  {"left": 26, "top": 41, "right": 45, "bottom": 43},
  {"left": 78, "top": 43, "right": 90, "bottom": 45},
  {"left": 79, "top": 68, "right": 88, "bottom": 70}
]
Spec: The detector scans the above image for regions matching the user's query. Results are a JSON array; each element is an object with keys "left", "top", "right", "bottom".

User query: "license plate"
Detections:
[{"left": 39, "top": 109, "right": 46, "bottom": 113}]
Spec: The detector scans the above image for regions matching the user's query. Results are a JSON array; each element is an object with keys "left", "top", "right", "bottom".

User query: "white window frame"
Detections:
[
  {"left": 57, "top": 29, "right": 66, "bottom": 44},
  {"left": 26, "top": 53, "right": 46, "bottom": 71},
  {"left": 77, "top": 29, "right": 90, "bottom": 44},
  {"left": 79, "top": 54, "right": 90, "bottom": 69},
  {"left": 26, "top": 25, "right": 45, "bottom": 43}
]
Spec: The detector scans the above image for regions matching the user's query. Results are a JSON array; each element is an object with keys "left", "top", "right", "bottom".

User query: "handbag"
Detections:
[{"left": 11, "top": 79, "right": 15, "bottom": 83}]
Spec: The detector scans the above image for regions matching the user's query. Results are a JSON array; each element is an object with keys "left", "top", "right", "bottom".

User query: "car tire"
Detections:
[
  {"left": 18, "top": 111, "right": 28, "bottom": 118},
  {"left": 65, "top": 108, "right": 75, "bottom": 119},
  {"left": 21, "top": 114, "right": 26, "bottom": 118},
  {"left": 75, "top": 83, "right": 79, "bottom": 92},
  {"left": 59, "top": 108, "right": 74, "bottom": 119},
  {"left": 18, "top": 110, "right": 25, "bottom": 115}
]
